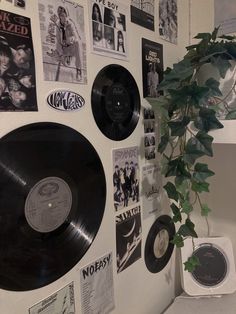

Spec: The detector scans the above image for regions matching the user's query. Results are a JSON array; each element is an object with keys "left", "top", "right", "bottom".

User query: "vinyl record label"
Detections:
[
  {"left": 145, "top": 215, "right": 175, "bottom": 273},
  {"left": 0, "top": 122, "right": 106, "bottom": 291},
  {"left": 91, "top": 64, "right": 140, "bottom": 141}
]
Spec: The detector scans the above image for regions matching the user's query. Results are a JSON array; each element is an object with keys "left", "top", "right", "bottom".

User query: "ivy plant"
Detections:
[{"left": 148, "top": 28, "right": 236, "bottom": 271}]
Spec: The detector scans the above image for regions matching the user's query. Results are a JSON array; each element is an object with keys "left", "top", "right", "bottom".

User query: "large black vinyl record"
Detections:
[
  {"left": 0, "top": 122, "right": 106, "bottom": 291},
  {"left": 145, "top": 215, "right": 175, "bottom": 273},
  {"left": 91, "top": 64, "right": 140, "bottom": 141}
]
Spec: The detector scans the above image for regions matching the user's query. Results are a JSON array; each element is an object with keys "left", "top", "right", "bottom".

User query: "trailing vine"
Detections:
[{"left": 149, "top": 28, "right": 236, "bottom": 271}]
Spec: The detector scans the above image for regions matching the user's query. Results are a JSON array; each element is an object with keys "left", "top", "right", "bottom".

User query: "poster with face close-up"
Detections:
[
  {"left": 38, "top": 0, "right": 87, "bottom": 84},
  {"left": 90, "top": 0, "right": 128, "bottom": 60},
  {"left": 0, "top": 9, "right": 37, "bottom": 111}
]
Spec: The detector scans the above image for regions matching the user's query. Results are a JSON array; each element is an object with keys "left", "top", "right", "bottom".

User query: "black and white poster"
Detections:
[
  {"left": 80, "top": 253, "right": 115, "bottom": 314},
  {"left": 214, "top": 0, "right": 236, "bottom": 35},
  {"left": 113, "top": 146, "right": 139, "bottom": 211},
  {"left": 116, "top": 206, "right": 142, "bottom": 273},
  {"left": 143, "top": 107, "right": 156, "bottom": 160},
  {"left": 38, "top": 0, "right": 87, "bottom": 84},
  {"left": 142, "top": 38, "right": 163, "bottom": 99},
  {"left": 142, "top": 164, "right": 162, "bottom": 219},
  {"left": 14, "top": 0, "right": 25, "bottom": 9},
  {"left": 29, "top": 282, "right": 75, "bottom": 314},
  {"left": 89, "top": 0, "right": 128, "bottom": 60},
  {"left": 159, "top": 0, "right": 177, "bottom": 44},
  {"left": 130, "top": 0, "right": 155, "bottom": 31},
  {"left": 0, "top": 9, "right": 37, "bottom": 111}
]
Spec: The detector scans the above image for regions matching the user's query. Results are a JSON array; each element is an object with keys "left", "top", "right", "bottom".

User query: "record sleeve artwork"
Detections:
[
  {"left": 0, "top": 123, "right": 106, "bottom": 291},
  {"left": 116, "top": 206, "right": 142, "bottom": 273},
  {"left": 145, "top": 215, "right": 175, "bottom": 273},
  {"left": 0, "top": 9, "right": 37, "bottom": 111},
  {"left": 113, "top": 146, "right": 139, "bottom": 211},
  {"left": 92, "top": 64, "right": 140, "bottom": 141},
  {"left": 143, "top": 107, "right": 156, "bottom": 160},
  {"left": 38, "top": 0, "right": 87, "bottom": 84}
]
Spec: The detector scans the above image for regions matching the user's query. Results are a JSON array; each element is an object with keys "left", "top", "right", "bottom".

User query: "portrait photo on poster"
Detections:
[
  {"left": 90, "top": 0, "right": 128, "bottom": 60},
  {"left": 0, "top": 9, "right": 37, "bottom": 111},
  {"left": 38, "top": 0, "right": 87, "bottom": 84},
  {"left": 142, "top": 38, "right": 163, "bottom": 99}
]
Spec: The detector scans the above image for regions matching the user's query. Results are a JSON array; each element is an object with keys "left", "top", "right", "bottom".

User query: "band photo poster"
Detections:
[
  {"left": 130, "top": 0, "right": 155, "bottom": 31},
  {"left": 143, "top": 107, "right": 156, "bottom": 161},
  {"left": 113, "top": 146, "right": 139, "bottom": 212},
  {"left": 159, "top": 0, "right": 177, "bottom": 44},
  {"left": 0, "top": 9, "right": 37, "bottom": 111},
  {"left": 142, "top": 38, "right": 163, "bottom": 99},
  {"left": 89, "top": 0, "right": 128, "bottom": 60},
  {"left": 38, "top": 0, "right": 87, "bottom": 84},
  {"left": 80, "top": 253, "right": 115, "bottom": 314},
  {"left": 116, "top": 206, "right": 142, "bottom": 273}
]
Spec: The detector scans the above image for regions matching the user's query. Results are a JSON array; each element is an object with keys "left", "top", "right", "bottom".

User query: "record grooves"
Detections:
[
  {"left": 0, "top": 122, "right": 106, "bottom": 291},
  {"left": 145, "top": 215, "right": 175, "bottom": 273},
  {"left": 91, "top": 64, "right": 140, "bottom": 141}
]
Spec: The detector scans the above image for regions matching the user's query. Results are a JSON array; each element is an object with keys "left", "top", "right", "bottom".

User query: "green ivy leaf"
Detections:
[
  {"left": 160, "top": 154, "right": 169, "bottom": 175},
  {"left": 225, "top": 110, "right": 236, "bottom": 120},
  {"left": 191, "top": 181, "right": 209, "bottom": 193},
  {"left": 194, "top": 107, "right": 223, "bottom": 132},
  {"left": 181, "top": 199, "right": 193, "bottom": 214},
  {"left": 211, "top": 56, "right": 231, "bottom": 78},
  {"left": 204, "top": 78, "right": 222, "bottom": 97},
  {"left": 201, "top": 203, "right": 211, "bottom": 216},
  {"left": 171, "top": 233, "right": 184, "bottom": 248},
  {"left": 193, "top": 163, "right": 215, "bottom": 182},
  {"left": 164, "top": 182, "right": 179, "bottom": 202},
  {"left": 178, "top": 219, "right": 198, "bottom": 238},
  {"left": 183, "top": 131, "right": 213, "bottom": 165},
  {"left": 158, "top": 133, "right": 169, "bottom": 153},
  {"left": 168, "top": 116, "right": 190, "bottom": 137},
  {"left": 171, "top": 203, "right": 182, "bottom": 223},
  {"left": 194, "top": 32, "right": 211, "bottom": 40},
  {"left": 184, "top": 256, "right": 200, "bottom": 272},
  {"left": 176, "top": 179, "right": 190, "bottom": 198},
  {"left": 166, "top": 157, "right": 191, "bottom": 180}
]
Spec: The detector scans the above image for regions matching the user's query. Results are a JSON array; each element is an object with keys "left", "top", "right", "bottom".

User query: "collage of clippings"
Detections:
[
  {"left": 38, "top": 0, "right": 87, "bottom": 84},
  {"left": 0, "top": 9, "right": 37, "bottom": 111},
  {"left": 116, "top": 206, "right": 142, "bottom": 273},
  {"left": 90, "top": 0, "right": 128, "bottom": 59},
  {"left": 113, "top": 146, "right": 139, "bottom": 212}
]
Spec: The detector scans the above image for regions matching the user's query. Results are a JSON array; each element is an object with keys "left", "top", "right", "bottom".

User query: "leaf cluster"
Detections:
[{"left": 151, "top": 28, "right": 236, "bottom": 270}]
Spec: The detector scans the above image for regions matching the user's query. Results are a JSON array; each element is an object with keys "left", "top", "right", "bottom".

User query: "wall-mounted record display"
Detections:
[
  {"left": 180, "top": 237, "right": 236, "bottom": 296},
  {"left": 145, "top": 215, "right": 175, "bottom": 273},
  {"left": 91, "top": 64, "right": 140, "bottom": 141},
  {"left": 0, "top": 122, "right": 106, "bottom": 291}
]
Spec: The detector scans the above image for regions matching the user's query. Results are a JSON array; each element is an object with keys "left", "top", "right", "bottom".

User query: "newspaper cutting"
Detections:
[
  {"left": 89, "top": 0, "right": 128, "bottom": 60},
  {"left": 38, "top": 0, "right": 87, "bottom": 84},
  {"left": 0, "top": 9, "right": 37, "bottom": 111},
  {"left": 113, "top": 146, "right": 139, "bottom": 211},
  {"left": 142, "top": 163, "right": 162, "bottom": 219},
  {"left": 159, "top": 0, "right": 177, "bottom": 44},
  {"left": 116, "top": 205, "right": 142, "bottom": 273},
  {"left": 130, "top": 0, "right": 155, "bottom": 31},
  {"left": 29, "top": 282, "right": 75, "bottom": 314},
  {"left": 80, "top": 252, "right": 115, "bottom": 314}
]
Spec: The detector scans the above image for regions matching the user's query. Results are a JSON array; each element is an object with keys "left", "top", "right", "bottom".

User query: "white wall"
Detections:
[{"left": 0, "top": 1, "right": 217, "bottom": 313}]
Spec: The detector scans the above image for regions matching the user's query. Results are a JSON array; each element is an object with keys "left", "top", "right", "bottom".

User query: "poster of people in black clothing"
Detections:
[
  {"left": 38, "top": 0, "right": 87, "bottom": 84},
  {"left": 116, "top": 206, "right": 141, "bottom": 273},
  {"left": 113, "top": 146, "right": 139, "bottom": 212},
  {"left": 0, "top": 9, "right": 37, "bottom": 111}
]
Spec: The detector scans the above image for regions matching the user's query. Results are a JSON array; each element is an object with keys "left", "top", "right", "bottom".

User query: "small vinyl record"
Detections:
[
  {"left": 145, "top": 215, "right": 175, "bottom": 273},
  {"left": 91, "top": 64, "right": 140, "bottom": 141},
  {"left": 191, "top": 243, "right": 228, "bottom": 287},
  {"left": 0, "top": 122, "right": 106, "bottom": 291}
]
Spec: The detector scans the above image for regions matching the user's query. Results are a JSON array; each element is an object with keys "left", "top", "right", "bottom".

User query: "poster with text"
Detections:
[
  {"left": 142, "top": 164, "right": 162, "bottom": 219},
  {"left": 116, "top": 206, "right": 141, "bottom": 273},
  {"left": 38, "top": 0, "right": 87, "bottom": 84},
  {"left": 29, "top": 282, "right": 75, "bottom": 314},
  {"left": 159, "top": 0, "right": 177, "bottom": 44},
  {"left": 214, "top": 0, "right": 236, "bottom": 35},
  {"left": 113, "top": 146, "right": 139, "bottom": 212},
  {"left": 142, "top": 38, "right": 163, "bottom": 99},
  {"left": 89, "top": 0, "right": 128, "bottom": 60},
  {"left": 0, "top": 9, "right": 37, "bottom": 111},
  {"left": 130, "top": 0, "right": 155, "bottom": 31},
  {"left": 80, "top": 252, "right": 115, "bottom": 314}
]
